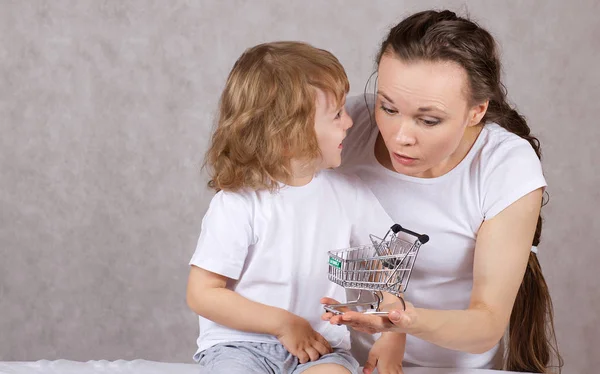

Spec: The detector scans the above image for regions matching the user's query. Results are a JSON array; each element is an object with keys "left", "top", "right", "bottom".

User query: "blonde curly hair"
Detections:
[{"left": 204, "top": 41, "right": 349, "bottom": 192}]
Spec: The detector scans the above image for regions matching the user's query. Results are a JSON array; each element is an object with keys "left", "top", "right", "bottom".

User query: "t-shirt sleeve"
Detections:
[
  {"left": 346, "top": 174, "right": 395, "bottom": 246},
  {"left": 482, "top": 138, "right": 547, "bottom": 220},
  {"left": 189, "top": 191, "right": 254, "bottom": 280}
]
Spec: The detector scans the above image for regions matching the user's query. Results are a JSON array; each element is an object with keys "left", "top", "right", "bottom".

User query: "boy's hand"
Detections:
[
  {"left": 275, "top": 312, "right": 333, "bottom": 364},
  {"left": 363, "top": 332, "right": 405, "bottom": 374}
]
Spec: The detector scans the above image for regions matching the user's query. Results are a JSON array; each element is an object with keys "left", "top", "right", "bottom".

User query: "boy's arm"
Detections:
[
  {"left": 186, "top": 265, "right": 333, "bottom": 363},
  {"left": 186, "top": 265, "right": 289, "bottom": 335}
]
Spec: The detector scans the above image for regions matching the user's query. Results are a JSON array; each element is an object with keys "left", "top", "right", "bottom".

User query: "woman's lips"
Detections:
[{"left": 393, "top": 153, "right": 417, "bottom": 166}]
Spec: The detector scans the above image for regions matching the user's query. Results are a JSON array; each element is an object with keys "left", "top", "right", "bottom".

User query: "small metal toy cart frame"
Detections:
[{"left": 324, "top": 224, "right": 429, "bottom": 315}]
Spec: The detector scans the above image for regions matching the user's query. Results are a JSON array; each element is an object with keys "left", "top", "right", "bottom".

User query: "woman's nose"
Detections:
[{"left": 396, "top": 120, "right": 416, "bottom": 145}]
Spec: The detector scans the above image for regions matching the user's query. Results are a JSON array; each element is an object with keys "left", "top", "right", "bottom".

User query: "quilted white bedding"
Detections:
[{"left": 0, "top": 359, "right": 531, "bottom": 374}]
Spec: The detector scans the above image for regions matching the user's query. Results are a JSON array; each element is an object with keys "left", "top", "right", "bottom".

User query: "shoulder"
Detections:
[
  {"left": 320, "top": 169, "right": 363, "bottom": 186},
  {"left": 208, "top": 189, "right": 257, "bottom": 215},
  {"left": 320, "top": 170, "right": 376, "bottom": 200},
  {"left": 476, "top": 123, "right": 542, "bottom": 171},
  {"left": 474, "top": 124, "right": 546, "bottom": 219},
  {"left": 474, "top": 123, "right": 544, "bottom": 183}
]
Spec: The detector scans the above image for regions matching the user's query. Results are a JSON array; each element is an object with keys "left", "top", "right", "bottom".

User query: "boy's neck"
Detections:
[{"left": 281, "top": 159, "right": 319, "bottom": 187}]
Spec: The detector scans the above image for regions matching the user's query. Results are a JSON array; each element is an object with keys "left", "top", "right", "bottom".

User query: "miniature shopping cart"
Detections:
[{"left": 324, "top": 224, "right": 429, "bottom": 315}]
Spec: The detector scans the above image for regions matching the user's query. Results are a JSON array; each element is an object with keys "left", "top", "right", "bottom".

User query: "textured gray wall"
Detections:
[{"left": 1, "top": 1, "right": 598, "bottom": 373}]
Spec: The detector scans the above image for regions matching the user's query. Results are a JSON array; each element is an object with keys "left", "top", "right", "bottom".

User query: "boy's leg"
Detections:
[
  {"left": 293, "top": 349, "right": 359, "bottom": 374},
  {"left": 299, "top": 364, "right": 352, "bottom": 374},
  {"left": 197, "top": 342, "right": 282, "bottom": 374}
]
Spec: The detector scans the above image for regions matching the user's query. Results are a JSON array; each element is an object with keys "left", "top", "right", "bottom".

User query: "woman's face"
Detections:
[{"left": 375, "top": 55, "right": 487, "bottom": 178}]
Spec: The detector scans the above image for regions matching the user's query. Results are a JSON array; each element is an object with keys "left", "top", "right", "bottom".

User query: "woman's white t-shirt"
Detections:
[{"left": 339, "top": 95, "right": 547, "bottom": 369}]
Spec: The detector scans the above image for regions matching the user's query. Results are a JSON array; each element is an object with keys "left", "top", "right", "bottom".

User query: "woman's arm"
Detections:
[{"left": 327, "top": 188, "right": 543, "bottom": 354}]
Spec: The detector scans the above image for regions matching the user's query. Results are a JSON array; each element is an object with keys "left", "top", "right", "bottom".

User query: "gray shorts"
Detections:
[{"left": 197, "top": 341, "right": 359, "bottom": 374}]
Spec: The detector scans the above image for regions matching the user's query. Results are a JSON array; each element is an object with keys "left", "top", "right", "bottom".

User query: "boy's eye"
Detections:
[{"left": 334, "top": 110, "right": 342, "bottom": 119}]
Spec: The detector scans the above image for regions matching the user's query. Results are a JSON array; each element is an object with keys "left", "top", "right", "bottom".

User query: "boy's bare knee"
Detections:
[{"left": 301, "top": 363, "right": 352, "bottom": 374}]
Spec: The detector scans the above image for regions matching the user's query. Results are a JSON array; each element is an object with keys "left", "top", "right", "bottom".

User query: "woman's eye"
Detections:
[
  {"left": 421, "top": 118, "right": 440, "bottom": 126},
  {"left": 380, "top": 105, "right": 398, "bottom": 115}
]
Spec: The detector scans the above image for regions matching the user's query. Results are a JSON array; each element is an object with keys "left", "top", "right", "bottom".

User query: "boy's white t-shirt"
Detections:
[
  {"left": 339, "top": 95, "right": 547, "bottom": 369},
  {"left": 189, "top": 169, "right": 394, "bottom": 360}
]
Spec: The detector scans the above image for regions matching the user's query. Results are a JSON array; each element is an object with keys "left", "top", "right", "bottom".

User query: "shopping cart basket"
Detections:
[{"left": 324, "top": 224, "right": 429, "bottom": 315}]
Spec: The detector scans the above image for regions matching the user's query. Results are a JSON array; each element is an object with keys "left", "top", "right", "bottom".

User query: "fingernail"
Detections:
[{"left": 389, "top": 311, "right": 401, "bottom": 322}]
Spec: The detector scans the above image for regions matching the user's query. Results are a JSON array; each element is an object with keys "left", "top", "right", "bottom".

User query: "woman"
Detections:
[{"left": 322, "top": 10, "right": 562, "bottom": 374}]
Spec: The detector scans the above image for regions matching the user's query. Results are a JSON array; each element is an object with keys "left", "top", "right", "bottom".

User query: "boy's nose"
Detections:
[{"left": 343, "top": 113, "right": 353, "bottom": 130}]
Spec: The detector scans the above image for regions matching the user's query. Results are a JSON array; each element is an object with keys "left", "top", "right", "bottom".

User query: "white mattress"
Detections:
[{"left": 0, "top": 359, "right": 531, "bottom": 374}]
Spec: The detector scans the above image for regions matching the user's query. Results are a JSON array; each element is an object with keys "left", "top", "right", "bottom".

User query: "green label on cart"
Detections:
[{"left": 329, "top": 257, "right": 341, "bottom": 268}]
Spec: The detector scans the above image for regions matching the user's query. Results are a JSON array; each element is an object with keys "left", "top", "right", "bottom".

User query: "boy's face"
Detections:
[{"left": 314, "top": 89, "right": 353, "bottom": 169}]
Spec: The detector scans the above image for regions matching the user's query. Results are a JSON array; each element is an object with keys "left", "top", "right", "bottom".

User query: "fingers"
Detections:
[
  {"left": 327, "top": 314, "right": 344, "bottom": 324},
  {"left": 296, "top": 350, "right": 310, "bottom": 364},
  {"left": 321, "top": 311, "right": 334, "bottom": 321},
  {"left": 321, "top": 297, "right": 338, "bottom": 322},
  {"left": 294, "top": 331, "right": 332, "bottom": 364},
  {"left": 341, "top": 311, "right": 380, "bottom": 324},
  {"left": 387, "top": 310, "right": 412, "bottom": 329},
  {"left": 362, "top": 351, "right": 378, "bottom": 374},
  {"left": 327, "top": 308, "right": 410, "bottom": 334},
  {"left": 321, "top": 297, "right": 352, "bottom": 315},
  {"left": 340, "top": 312, "right": 396, "bottom": 334},
  {"left": 327, "top": 312, "right": 379, "bottom": 334},
  {"left": 320, "top": 297, "right": 340, "bottom": 305},
  {"left": 304, "top": 346, "right": 320, "bottom": 362},
  {"left": 315, "top": 333, "right": 332, "bottom": 354},
  {"left": 312, "top": 340, "right": 330, "bottom": 357}
]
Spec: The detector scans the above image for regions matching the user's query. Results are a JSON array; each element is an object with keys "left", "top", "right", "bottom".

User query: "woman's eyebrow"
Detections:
[
  {"left": 377, "top": 90, "right": 395, "bottom": 104},
  {"left": 417, "top": 106, "right": 447, "bottom": 114},
  {"left": 378, "top": 90, "right": 448, "bottom": 115}
]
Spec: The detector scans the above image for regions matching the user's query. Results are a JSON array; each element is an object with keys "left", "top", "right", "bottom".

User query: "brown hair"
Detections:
[
  {"left": 376, "top": 10, "right": 562, "bottom": 373},
  {"left": 205, "top": 41, "right": 349, "bottom": 192}
]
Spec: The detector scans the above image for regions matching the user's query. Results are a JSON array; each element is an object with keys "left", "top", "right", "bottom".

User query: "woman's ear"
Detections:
[{"left": 468, "top": 100, "right": 489, "bottom": 127}]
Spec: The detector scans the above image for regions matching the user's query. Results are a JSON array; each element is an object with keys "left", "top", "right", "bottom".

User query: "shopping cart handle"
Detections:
[{"left": 391, "top": 224, "right": 430, "bottom": 244}]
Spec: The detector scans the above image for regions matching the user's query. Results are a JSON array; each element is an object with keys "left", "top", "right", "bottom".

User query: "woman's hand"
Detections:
[
  {"left": 321, "top": 297, "right": 417, "bottom": 334},
  {"left": 363, "top": 332, "right": 406, "bottom": 374}
]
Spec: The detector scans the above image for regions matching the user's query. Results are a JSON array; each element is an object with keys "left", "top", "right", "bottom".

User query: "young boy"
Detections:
[{"left": 186, "top": 41, "right": 404, "bottom": 374}]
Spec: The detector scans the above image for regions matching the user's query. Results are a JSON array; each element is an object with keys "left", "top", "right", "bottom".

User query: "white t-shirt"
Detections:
[
  {"left": 189, "top": 169, "right": 394, "bottom": 359},
  {"left": 339, "top": 95, "right": 547, "bottom": 369}
]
